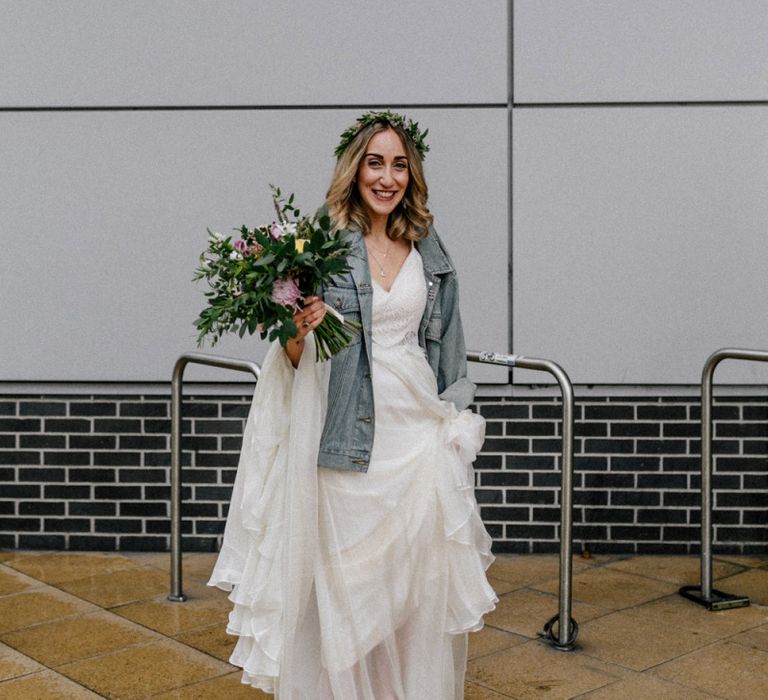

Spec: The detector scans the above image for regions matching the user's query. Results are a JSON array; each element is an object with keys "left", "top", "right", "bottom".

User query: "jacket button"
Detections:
[{"left": 364, "top": 372, "right": 371, "bottom": 379}]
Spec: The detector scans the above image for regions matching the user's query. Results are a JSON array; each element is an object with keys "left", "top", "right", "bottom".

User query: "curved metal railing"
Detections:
[
  {"left": 467, "top": 350, "right": 578, "bottom": 651},
  {"left": 168, "top": 352, "right": 261, "bottom": 602},
  {"left": 679, "top": 347, "right": 768, "bottom": 611},
  {"left": 168, "top": 348, "right": 579, "bottom": 652}
]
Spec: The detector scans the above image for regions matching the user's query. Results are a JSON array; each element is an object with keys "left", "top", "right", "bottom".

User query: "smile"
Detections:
[{"left": 373, "top": 190, "right": 397, "bottom": 201}]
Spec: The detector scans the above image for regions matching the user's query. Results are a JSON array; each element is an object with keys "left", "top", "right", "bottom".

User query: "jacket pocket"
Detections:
[
  {"left": 425, "top": 314, "right": 442, "bottom": 342},
  {"left": 325, "top": 285, "right": 363, "bottom": 344}
]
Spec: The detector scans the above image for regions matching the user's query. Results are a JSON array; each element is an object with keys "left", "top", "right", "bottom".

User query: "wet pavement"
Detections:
[{"left": 0, "top": 550, "right": 767, "bottom": 699}]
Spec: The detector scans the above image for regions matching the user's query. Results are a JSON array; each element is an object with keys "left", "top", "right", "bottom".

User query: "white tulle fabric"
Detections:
[{"left": 209, "top": 248, "right": 497, "bottom": 699}]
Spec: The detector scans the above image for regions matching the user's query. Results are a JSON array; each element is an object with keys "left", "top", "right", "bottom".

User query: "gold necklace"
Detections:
[{"left": 366, "top": 238, "right": 392, "bottom": 278}]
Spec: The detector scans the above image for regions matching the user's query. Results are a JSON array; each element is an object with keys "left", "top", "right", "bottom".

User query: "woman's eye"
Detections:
[
  {"left": 367, "top": 159, "right": 382, "bottom": 167},
  {"left": 395, "top": 162, "right": 408, "bottom": 170}
]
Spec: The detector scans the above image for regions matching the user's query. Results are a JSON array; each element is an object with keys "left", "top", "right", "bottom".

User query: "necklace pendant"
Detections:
[{"left": 380, "top": 270, "right": 386, "bottom": 277}]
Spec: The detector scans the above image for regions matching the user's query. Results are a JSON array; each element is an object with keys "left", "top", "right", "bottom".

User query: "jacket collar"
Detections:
[
  {"left": 415, "top": 227, "right": 453, "bottom": 276},
  {"left": 343, "top": 227, "right": 454, "bottom": 279}
]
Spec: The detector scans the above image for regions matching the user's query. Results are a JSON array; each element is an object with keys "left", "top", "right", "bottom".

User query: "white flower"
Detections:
[
  {"left": 229, "top": 251, "right": 240, "bottom": 260},
  {"left": 283, "top": 222, "right": 297, "bottom": 235},
  {"left": 210, "top": 231, "right": 223, "bottom": 241}
]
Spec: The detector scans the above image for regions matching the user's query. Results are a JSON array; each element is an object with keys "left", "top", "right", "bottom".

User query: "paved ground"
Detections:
[{"left": 0, "top": 550, "right": 766, "bottom": 699}]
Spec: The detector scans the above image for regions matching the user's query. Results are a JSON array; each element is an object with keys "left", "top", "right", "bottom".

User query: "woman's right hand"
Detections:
[{"left": 285, "top": 296, "right": 326, "bottom": 367}]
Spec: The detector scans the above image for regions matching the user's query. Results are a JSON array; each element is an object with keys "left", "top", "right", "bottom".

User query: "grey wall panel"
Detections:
[
  {"left": 0, "top": 0, "right": 507, "bottom": 107},
  {"left": 513, "top": 106, "right": 768, "bottom": 385},
  {"left": 515, "top": 0, "right": 768, "bottom": 103},
  {"left": 0, "top": 108, "right": 507, "bottom": 382}
]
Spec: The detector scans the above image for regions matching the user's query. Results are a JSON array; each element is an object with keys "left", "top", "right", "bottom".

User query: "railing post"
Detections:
[
  {"left": 168, "top": 352, "right": 260, "bottom": 603},
  {"left": 467, "top": 350, "right": 578, "bottom": 650},
  {"left": 679, "top": 347, "right": 768, "bottom": 611}
]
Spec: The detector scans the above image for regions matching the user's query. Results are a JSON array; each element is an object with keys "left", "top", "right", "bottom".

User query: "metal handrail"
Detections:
[
  {"left": 168, "top": 352, "right": 261, "bottom": 602},
  {"left": 168, "top": 348, "right": 579, "bottom": 652},
  {"left": 467, "top": 350, "right": 578, "bottom": 651},
  {"left": 679, "top": 347, "right": 768, "bottom": 611}
]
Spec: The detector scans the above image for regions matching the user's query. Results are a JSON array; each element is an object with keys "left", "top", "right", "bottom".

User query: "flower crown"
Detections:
[{"left": 334, "top": 110, "right": 430, "bottom": 161}]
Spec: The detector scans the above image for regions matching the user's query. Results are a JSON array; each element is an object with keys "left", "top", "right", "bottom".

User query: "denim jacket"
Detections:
[{"left": 317, "top": 227, "right": 475, "bottom": 472}]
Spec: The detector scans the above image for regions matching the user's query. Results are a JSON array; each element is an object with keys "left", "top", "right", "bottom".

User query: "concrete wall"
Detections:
[
  {"left": 2, "top": 1, "right": 767, "bottom": 386},
  {"left": 0, "top": 1, "right": 508, "bottom": 383},
  {"left": 512, "top": 0, "right": 768, "bottom": 385}
]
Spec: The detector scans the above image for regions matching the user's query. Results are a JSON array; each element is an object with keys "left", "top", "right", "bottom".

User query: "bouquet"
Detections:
[{"left": 194, "top": 186, "right": 361, "bottom": 361}]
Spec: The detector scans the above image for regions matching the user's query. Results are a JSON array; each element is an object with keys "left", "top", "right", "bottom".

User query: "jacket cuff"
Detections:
[{"left": 438, "top": 376, "right": 477, "bottom": 411}]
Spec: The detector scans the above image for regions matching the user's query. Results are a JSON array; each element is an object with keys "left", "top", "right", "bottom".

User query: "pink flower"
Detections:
[
  {"left": 271, "top": 277, "right": 302, "bottom": 310},
  {"left": 234, "top": 238, "right": 263, "bottom": 256},
  {"left": 270, "top": 222, "right": 297, "bottom": 240}
]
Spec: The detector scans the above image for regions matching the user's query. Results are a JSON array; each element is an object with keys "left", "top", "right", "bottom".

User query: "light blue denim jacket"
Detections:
[{"left": 317, "top": 227, "right": 475, "bottom": 472}]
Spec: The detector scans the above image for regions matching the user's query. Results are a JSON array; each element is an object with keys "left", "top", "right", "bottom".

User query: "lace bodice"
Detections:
[{"left": 371, "top": 247, "right": 426, "bottom": 349}]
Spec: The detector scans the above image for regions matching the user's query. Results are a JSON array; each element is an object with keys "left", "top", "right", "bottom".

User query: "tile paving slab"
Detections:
[
  {"left": 151, "top": 671, "right": 272, "bottom": 699},
  {"left": 468, "top": 626, "right": 528, "bottom": 660},
  {"left": 2, "top": 551, "right": 768, "bottom": 699},
  {"left": 464, "top": 681, "right": 515, "bottom": 699},
  {"left": 712, "top": 554, "right": 768, "bottom": 569},
  {"left": 0, "top": 669, "right": 103, "bottom": 699},
  {"left": 0, "top": 641, "right": 43, "bottom": 681},
  {"left": 174, "top": 623, "right": 237, "bottom": 663},
  {"left": 56, "top": 565, "right": 171, "bottom": 608},
  {"left": 577, "top": 608, "right": 722, "bottom": 671},
  {"left": 486, "top": 588, "right": 608, "bottom": 639},
  {"left": 487, "top": 555, "right": 600, "bottom": 590},
  {"left": 574, "top": 673, "right": 722, "bottom": 699},
  {"left": 466, "top": 639, "right": 628, "bottom": 700},
  {"left": 4, "top": 552, "right": 140, "bottom": 584},
  {"left": 727, "top": 622, "right": 768, "bottom": 652},
  {"left": 605, "top": 555, "right": 744, "bottom": 585},
  {"left": 133, "top": 552, "right": 219, "bottom": 583},
  {"left": 712, "top": 567, "right": 768, "bottom": 606},
  {"left": 0, "top": 587, "right": 98, "bottom": 635},
  {"left": 1, "top": 610, "right": 158, "bottom": 667},
  {"left": 631, "top": 593, "right": 768, "bottom": 637},
  {"left": 0, "top": 565, "right": 44, "bottom": 596},
  {"left": 112, "top": 582, "right": 232, "bottom": 636},
  {"left": 653, "top": 640, "right": 768, "bottom": 699},
  {"left": 57, "top": 638, "right": 232, "bottom": 700},
  {"left": 533, "top": 566, "right": 678, "bottom": 610}
]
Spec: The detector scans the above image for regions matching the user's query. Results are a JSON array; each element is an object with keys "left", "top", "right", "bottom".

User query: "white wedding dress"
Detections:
[{"left": 208, "top": 247, "right": 497, "bottom": 699}]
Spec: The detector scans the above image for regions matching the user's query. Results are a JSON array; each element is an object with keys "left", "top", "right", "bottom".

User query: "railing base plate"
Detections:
[
  {"left": 679, "top": 585, "right": 750, "bottom": 611},
  {"left": 540, "top": 613, "right": 579, "bottom": 651},
  {"left": 167, "top": 594, "right": 188, "bottom": 603}
]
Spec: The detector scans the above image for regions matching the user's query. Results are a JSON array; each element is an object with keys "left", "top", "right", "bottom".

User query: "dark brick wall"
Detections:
[{"left": 0, "top": 393, "right": 766, "bottom": 554}]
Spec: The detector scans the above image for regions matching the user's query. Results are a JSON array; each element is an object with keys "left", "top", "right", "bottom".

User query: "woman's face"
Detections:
[{"left": 356, "top": 128, "right": 409, "bottom": 226}]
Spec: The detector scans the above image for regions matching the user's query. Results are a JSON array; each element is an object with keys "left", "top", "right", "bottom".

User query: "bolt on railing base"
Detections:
[
  {"left": 678, "top": 585, "right": 750, "bottom": 611},
  {"left": 167, "top": 593, "right": 188, "bottom": 603},
  {"left": 539, "top": 613, "right": 579, "bottom": 651}
]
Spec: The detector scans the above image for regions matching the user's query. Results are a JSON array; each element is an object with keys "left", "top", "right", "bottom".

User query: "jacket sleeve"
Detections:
[{"left": 436, "top": 265, "right": 477, "bottom": 412}]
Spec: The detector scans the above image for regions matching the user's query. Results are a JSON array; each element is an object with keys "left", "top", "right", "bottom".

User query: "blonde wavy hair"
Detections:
[{"left": 326, "top": 121, "right": 433, "bottom": 241}]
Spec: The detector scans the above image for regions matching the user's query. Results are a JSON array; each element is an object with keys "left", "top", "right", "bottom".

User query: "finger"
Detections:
[{"left": 309, "top": 307, "right": 326, "bottom": 324}]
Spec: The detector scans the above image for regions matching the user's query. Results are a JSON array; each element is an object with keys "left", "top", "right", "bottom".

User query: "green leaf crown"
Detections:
[{"left": 334, "top": 110, "right": 430, "bottom": 161}]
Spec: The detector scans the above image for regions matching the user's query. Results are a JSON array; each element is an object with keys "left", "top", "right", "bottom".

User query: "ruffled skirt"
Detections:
[{"left": 208, "top": 338, "right": 497, "bottom": 699}]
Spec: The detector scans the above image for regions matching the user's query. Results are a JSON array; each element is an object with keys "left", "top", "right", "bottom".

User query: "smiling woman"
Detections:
[{"left": 208, "top": 111, "right": 496, "bottom": 699}]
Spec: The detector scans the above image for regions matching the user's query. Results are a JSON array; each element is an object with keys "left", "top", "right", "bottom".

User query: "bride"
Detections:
[{"left": 208, "top": 110, "right": 497, "bottom": 699}]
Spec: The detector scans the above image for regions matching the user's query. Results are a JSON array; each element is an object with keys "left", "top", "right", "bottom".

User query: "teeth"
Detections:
[{"left": 374, "top": 191, "right": 395, "bottom": 199}]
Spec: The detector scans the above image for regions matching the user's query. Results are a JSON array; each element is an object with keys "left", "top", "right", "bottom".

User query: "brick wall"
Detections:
[{"left": 0, "top": 393, "right": 766, "bottom": 553}]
